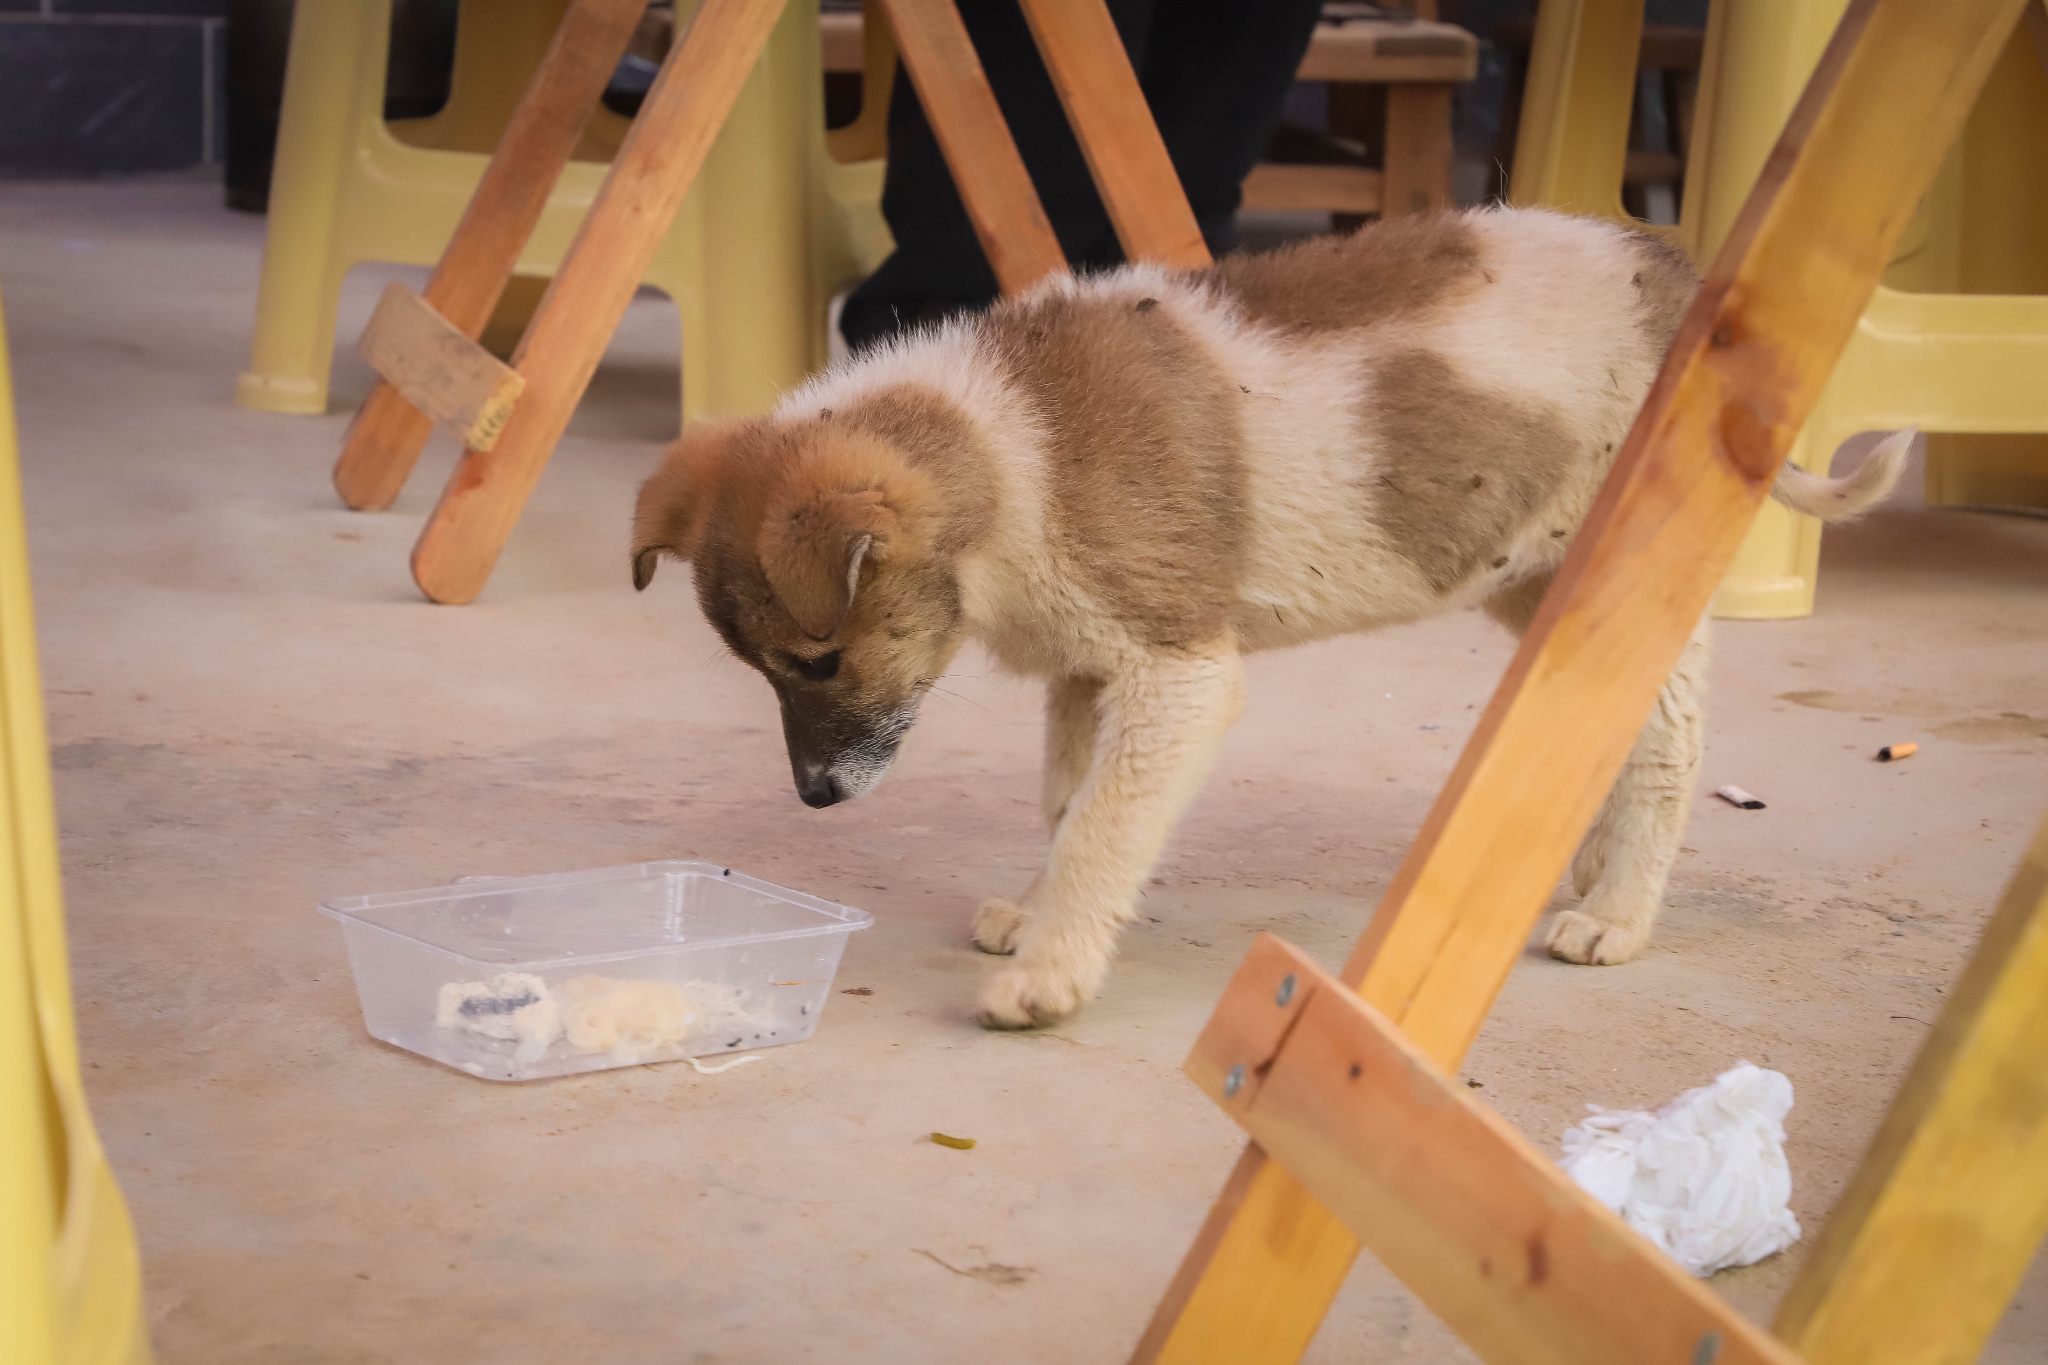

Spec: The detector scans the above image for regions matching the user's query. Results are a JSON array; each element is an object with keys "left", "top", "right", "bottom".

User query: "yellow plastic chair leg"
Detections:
[
  {"left": 1507, "top": 0, "right": 1640, "bottom": 221},
  {"left": 1711, "top": 1, "right": 2048, "bottom": 616},
  {"left": 1922, "top": 11, "right": 2048, "bottom": 515},
  {"left": 0, "top": 293, "right": 152, "bottom": 1365},
  {"left": 651, "top": 0, "right": 832, "bottom": 421},
  {"left": 239, "top": 0, "right": 859, "bottom": 428},
  {"left": 235, "top": 0, "right": 392, "bottom": 414},
  {"left": 1775, "top": 807, "right": 2048, "bottom": 1364}
]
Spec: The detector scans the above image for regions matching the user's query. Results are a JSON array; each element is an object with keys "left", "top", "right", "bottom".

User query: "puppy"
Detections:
[{"left": 632, "top": 207, "right": 1906, "bottom": 1028}]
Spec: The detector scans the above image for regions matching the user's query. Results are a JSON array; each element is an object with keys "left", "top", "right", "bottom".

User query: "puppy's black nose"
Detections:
[{"left": 797, "top": 773, "right": 843, "bottom": 808}]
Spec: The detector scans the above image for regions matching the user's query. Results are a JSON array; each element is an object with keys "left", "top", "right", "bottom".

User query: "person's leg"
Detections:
[
  {"left": 840, "top": 0, "right": 1157, "bottom": 351},
  {"left": 1140, "top": 0, "right": 1324, "bottom": 254}
]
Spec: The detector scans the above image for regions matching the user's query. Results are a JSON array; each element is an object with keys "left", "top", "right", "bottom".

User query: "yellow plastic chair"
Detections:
[
  {"left": 1514, "top": 0, "right": 2048, "bottom": 618},
  {"left": 0, "top": 293, "right": 152, "bottom": 1364},
  {"left": 236, "top": 0, "right": 889, "bottom": 426}
]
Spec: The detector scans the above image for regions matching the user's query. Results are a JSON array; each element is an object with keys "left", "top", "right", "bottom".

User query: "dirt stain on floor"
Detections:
[{"left": 1930, "top": 712, "right": 2048, "bottom": 745}]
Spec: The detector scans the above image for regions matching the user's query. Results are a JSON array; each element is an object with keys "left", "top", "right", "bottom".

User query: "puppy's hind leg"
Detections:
[
  {"left": 977, "top": 646, "right": 1244, "bottom": 1028},
  {"left": 1484, "top": 574, "right": 1615, "bottom": 887},
  {"left": 1548, "top": 622, "right": 1708, "bottom": 965},
  {"left": 973, "top": 675, "right": 1102, "bottom": 955},
  {"left": 1483, "top": 576, "right": 1704, "bottom": 964}
]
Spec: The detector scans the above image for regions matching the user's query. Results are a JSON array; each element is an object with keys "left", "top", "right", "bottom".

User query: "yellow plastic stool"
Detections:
[
  {"left": 1513, "top": 0, "right": 2048, "bottom": 618},
  {"left": 236, "top": 0, "right": 889, "bottom": 425},
  {"left": 0, "top": 292, "right": 152, "bottom": 1365}
]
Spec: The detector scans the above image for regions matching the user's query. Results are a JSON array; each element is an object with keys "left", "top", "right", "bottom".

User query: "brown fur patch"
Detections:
[
  {"left": 980, "top": 291, "right": 1246, "bottom": 648},
  {"left": 831, "top": 385, "right": 999, "bottom": 559},
  {"left": 631, "top": 419, "right": 757, "bottom": 589},
  {"left": 1366, "top": 349, "right": 1580, "bottom": 594},
  {"left": 1624, "top": 229, "right": 1699, "bottom": 359},
  {"left": 1482, "top": 571, "right": 1555, "bottom": 635},
  {"left": 674, "top": 419, "right": 967, "bottom": 767},
  {"left": 1200, "top": 213, "right": 1484, "bottom": 335},
  {"left": 755, "top": 428, "right": 938, "bottom": 639}
]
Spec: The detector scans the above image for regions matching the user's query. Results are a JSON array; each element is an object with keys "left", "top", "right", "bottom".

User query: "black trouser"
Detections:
[{"left": 839, "top": 0, "right": 1324, "bottom": 351}]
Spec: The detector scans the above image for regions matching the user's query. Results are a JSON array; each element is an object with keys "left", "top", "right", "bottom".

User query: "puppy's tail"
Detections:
[{"left": 1769, "top": 426, "right": 1914, "bottom": 522}]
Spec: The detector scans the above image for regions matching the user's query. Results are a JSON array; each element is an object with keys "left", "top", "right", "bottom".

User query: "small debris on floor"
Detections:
[
  {"left": 914, "top": 1249, "right": 1033, "bottom": 1286},
  {"left": 841, "top": 986, "right": 873, "bottom": 995},
  {"left": 1715, "top": 784, "right": 1766, "bottom": 810},
  {"left": 929, "top": 1132, "right": 976, "bottom": 1150},
  {"left": 687, "top": 1054, "right": 761, "bottom": 1075},
  {"left": 1877, "top": 741, "right": 1918, "bottom": 762}
]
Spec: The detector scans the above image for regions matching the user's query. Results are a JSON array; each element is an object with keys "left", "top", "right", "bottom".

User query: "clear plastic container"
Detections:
[{"left": 320, "top": 861, "right": 873, "bottom": 1081}]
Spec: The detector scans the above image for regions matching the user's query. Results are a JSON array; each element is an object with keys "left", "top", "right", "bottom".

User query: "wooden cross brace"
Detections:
[
  {"left": 1191, "top": 935, "right": 1800, "bottom": 1365},
  {"left": 332, "top": 0, "right": 1207, "bottom": 603},
  {"left": 1171, "top": 816, "right": 2048, "bottom": 1365},
  {"left": 1133, "top": 1, "right": 2048, "bottom": 1361}
]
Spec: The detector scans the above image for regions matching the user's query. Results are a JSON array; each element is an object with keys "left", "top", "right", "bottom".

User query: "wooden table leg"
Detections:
[
  {"left": 1131, "top": 0, "right": 2028, "bottom": 1358},
  {"left": 1382, "top": 83, "right": 1455, "bottom": 216},
  {"left": 331, "top": 0, "right": 647, "bottom": 513},
  {"left": 408, "top": 0, "right": 792, "bottom": 604},
  {"left": 1015, "top": 0, "right": 1209, "bottom": 267}
]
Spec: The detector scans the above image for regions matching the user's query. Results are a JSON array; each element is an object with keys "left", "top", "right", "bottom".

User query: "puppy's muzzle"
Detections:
[
  {"left": 781, "top": 703, "right": 916, "bottom": 810},
  {"left": 796, "top": 769, "right": 846, "bottom": 808}
]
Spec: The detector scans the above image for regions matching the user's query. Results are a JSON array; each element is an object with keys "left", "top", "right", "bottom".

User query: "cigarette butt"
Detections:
[
  {"left": 929, "top": 1132, "right": 976, "bottom": 1150},
  {"left": 1877, "top": 742, "right": 1917, "bottom": 762},
  {"left": 1715, "top": 785, "right": 1766, "bottom": 810}
]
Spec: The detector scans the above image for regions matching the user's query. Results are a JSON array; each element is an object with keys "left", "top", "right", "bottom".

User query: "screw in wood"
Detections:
[
  {"left": 1693, "top": 1332, "right": 1721, "bottom": 1365},
  {"left": 1224, "top": 1065, "right": 1245, "bottom": 1099},
  {"left": 1275, "top": 973, "right": 1297, "bottom": 1007}
]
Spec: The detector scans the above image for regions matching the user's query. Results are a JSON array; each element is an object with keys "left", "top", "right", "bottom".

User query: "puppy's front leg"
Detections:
[
  {"left": 977, "top": 644, "right": 1244, "bottom": 1028},
  {"left": 973, "top": 674, "right": 1102, "bottom": 955}
]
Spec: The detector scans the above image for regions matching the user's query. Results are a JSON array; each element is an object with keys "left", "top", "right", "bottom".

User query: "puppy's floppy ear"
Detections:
[
  {"left": 631, "top": 421, "right": 747, "bottom": 590},
  {"left": 756, "top": 434, "right": 935, "bottom": 640}
]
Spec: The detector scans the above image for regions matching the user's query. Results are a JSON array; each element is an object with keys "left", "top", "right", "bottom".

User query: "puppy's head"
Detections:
[{"left": 632, "top": 416, "right": 960, "bottom": 808}]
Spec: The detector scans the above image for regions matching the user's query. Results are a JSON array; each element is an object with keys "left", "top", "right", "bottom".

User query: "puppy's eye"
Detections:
[{"left": 786, "top": 649, "right": 841, "bottom": 683}]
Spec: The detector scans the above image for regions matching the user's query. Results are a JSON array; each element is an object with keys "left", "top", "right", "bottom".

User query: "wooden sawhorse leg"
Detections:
[
  {"left": 408, "top": 0, "right": 797, "bottom": 603},
  {"left": 330, "top": 0, "right": 647, "bottom": 512},
  {"left": 407, "top": 0, "right": 1202, "bottom": 602},
  {"left": 1131, "top": 0, "right": 2031, "bottom": 1359}
]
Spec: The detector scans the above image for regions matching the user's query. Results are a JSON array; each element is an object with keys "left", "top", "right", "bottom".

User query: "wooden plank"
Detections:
[
  {"left": 1189, "top": 936, "right": 1804, "bottom": 1365},
  {"left": 1131, "top": 1, "right": 2029, "bottom": 1360},
  {"left": 1014, "top": 0, "right": 1209, "bottom": 269},
  {"left": 1774, "top": 810, "right": 2048, "bottom": 1364},
  {"left": 1382, "top": 84, "right": 1455, "bottom": 216},
  {"left": 1240, "top": 164, "right": 1383, "bottom": 215},
  {"left": 1298, "top": 20, "right": 1479, "bottom": 84},
  {"left": 331, "top": 0, "right": 647, "bottom": 511},
  {"left": 356, "top": 283, "right": 526, "bottom": 452},
  {"left": 410, "top": 0, "right": 792, "bottom": 605},
  {"left": 826, "top": 11, "right": 1481, "bottom": 85},
  {"left": 820, "top": 7, "right": 862, "bottom": 70},
  {"left": 872, "top": 0, "right": 1067, "bottom": 294}
]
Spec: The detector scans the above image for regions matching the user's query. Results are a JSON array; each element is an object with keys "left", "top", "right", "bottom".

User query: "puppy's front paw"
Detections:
[
  {"left": 971, "top": 898, "right": 1028, "bottom": 955},
  {"left": 1545, "top": 908, "right": 1649, "bottom": 965},
  {"left": 975, "top": 962, "right": 1087, "bottom": 1029}
]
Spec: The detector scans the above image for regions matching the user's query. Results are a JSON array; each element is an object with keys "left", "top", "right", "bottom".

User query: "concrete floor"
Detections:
[{"left": 5, "top": 181, "right": 2047, "bottom": 1363}]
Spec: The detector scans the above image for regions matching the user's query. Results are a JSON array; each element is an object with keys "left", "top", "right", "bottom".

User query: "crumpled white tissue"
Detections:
[{"left": 1560, "top": 1061, "right": 1800, "bottom": 1277}]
